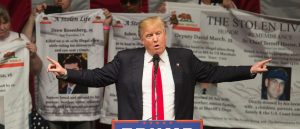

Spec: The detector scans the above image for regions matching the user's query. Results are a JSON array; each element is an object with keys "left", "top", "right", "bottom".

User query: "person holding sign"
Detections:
[
  {"left": 22, "top": 0, "right": 72, "bottom": 41},
  {"left": 0, "top": 5, "right": 42, "bottom": 129},
  {"left": 156, "top": 0, "right": 236, "bottom": 13},
  {"left": 0, "top": 5, "right": 42, "bottom": 75},
  {"left": 47, "top": 16, "right": 271, "bottom": 120}
]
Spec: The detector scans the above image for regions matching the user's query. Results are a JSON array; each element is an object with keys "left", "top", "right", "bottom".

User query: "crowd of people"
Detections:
[{"left": 0, "top": 0, "right": 275, "bottom": 129}]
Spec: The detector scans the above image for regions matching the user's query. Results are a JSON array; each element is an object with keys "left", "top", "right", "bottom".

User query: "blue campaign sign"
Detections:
[{"left": 112, "top": 120, "right": 203, "bottom": 129}]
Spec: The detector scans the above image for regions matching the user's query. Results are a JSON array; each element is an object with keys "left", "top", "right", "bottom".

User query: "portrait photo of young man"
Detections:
[{"left": 261, "top": 67, "right": 291, "bottom": 101}]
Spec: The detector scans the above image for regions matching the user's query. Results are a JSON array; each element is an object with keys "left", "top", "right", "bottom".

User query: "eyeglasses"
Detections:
[{"left": 144, "top": 31, "right": 163, "bottom": 40}]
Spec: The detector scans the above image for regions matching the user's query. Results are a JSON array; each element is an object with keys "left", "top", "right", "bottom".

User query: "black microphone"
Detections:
[{"left": 153, "top": 54, "right": 160, "bottom": 75}]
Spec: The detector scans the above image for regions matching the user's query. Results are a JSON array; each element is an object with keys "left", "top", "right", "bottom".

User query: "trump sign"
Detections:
[{"left": 112, "top": 120, "right": 203, "bottom": 129}]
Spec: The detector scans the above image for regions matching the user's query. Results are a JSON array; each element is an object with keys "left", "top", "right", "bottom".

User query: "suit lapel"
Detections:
[
  {"left": 167, "top": 48, "right": 183, "bottom": 118},
  {"left": 131, "top": 48, "right": 145, "bottom": 119}
]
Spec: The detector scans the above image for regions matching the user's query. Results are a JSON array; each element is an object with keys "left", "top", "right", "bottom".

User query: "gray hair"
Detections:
[{"left": 0, "top": 5, "right": 10, "bottom": 23}]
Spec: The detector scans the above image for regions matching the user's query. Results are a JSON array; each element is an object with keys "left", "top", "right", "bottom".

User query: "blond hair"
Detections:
[{"left": 138, "top": 16, "right": 165, "bottom": 38}]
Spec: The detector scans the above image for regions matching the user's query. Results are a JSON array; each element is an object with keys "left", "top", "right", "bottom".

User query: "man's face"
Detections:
[
  {"left": 64, "top": 63, "right": 80, "bottom": 70},
  {"left": 265, "top": 78, "right": 285, "bottom": 100},
  {"left": 54, "top": 0, "right": 71, "bottom": 12},
  {"left": 140, "top": 26, "right": 166, "bottom": 55},
  {"left": 0, "top": 18, "right": 10, "bottom": 40}
]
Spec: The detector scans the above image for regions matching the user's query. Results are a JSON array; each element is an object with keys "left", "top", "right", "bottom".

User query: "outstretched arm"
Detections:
[{"left": 47, "top": 52, "right": 120, "bottom": 87}]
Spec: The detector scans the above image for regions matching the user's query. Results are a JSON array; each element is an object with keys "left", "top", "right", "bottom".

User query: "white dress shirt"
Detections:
[
  {"left": 67, "top": 83, "right": 76, "bottom": 94},
  {"left": 142, "top": 50, "right": 175, "bottom": 120}
]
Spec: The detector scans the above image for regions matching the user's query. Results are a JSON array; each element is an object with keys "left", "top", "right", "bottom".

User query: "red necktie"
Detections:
[{"left": 152, "top": 64, "right": 164, "bottom": 120}]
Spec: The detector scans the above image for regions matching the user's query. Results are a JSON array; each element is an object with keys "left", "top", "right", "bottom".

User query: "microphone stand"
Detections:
[
  {"left": 153, "top": 54, "right": 160, "bottom": 120},
  {"left": 153, "top": 68, "right": 158, "bottom": 120}
]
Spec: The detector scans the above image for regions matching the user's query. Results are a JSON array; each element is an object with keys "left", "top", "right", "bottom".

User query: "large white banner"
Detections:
[
  {"left": 166, "top": 2, "right": 300, "bottom": 129},
  {"left": 100, "top": 13, "right": 171, "bottom": 124},
  {"left": 0, "top": 40, "right": 30, "bottom": 129},
  {"left": 36, "top": 9, "right": 105, "bottom": 121},
  {"left": 260, "top": 0, "right": 300, "bottom": 19}
]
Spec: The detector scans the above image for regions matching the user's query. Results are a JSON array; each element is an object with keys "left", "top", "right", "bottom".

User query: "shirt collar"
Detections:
[
  {"left": 67, "top": 83, "right": 76, "bottom": 89},
  {"left": 145, "top": 50, "right": 167, "bottom": 63}
]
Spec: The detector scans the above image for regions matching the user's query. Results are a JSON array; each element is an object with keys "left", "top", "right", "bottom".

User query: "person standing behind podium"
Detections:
[
  {"left": 22, "top": 0, "right": 72, "bottom": 40},
  {"left": 47, "top": 16, "right": 272, "bottom": 120}
]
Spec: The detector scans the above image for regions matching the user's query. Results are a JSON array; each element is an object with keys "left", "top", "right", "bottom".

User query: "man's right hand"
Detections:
[{"left": 47, "top": 56, "right": 67, "bottom": 77}]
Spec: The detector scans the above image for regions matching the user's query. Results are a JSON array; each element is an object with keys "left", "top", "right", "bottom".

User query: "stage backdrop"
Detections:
[{"left": 35, "top": 9, "right": 105, "bottom": 121}]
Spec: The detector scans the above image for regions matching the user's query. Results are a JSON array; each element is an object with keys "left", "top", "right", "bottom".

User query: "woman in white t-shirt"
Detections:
[{"left": 0, "top": 5, "right": 42, "bottom": 75}]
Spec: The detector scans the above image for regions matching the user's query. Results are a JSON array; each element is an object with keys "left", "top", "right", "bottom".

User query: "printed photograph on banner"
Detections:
[
  {"left": 57, "top": 53, "right": 88, "bottom": 94},
  {"left": 0, "top": 96, "right": 4, "bottom": 129},
  {"left": 172, "top": 12, "right": 200, "bottom": 32},
  {"left": 92, "top": 15, "right": 104, "bottom": 24},
  {"left": 261, "top": 66, "right": 291, "bottom": 101},
  {"left": 195, "top": 61, "right": 218, "bottom": 96}
]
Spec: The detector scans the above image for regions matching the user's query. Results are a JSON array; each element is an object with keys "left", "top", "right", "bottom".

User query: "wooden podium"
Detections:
[{"left": 112, "top": 120, "right": 203, "bottom": 129}]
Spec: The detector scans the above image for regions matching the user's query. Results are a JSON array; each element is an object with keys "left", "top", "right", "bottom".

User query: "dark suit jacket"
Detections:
[
  {"left": 59, "top": 84, "right": 88, "bottom": 94},
  {"left": 66, "top": 47, "right": 254, "bottom": 120}
]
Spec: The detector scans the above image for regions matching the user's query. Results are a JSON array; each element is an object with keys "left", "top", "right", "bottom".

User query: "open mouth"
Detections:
[{"left": 154, "top": 44, "right": 160, "bottom": 49}]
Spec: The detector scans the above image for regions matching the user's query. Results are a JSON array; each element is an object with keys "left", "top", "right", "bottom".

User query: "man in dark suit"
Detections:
[
  {"left": 47, "top": 16, "right": 271, "bottom": 120},
  {"left": 58, "top": 55, "right": 88, "bottom": 94}
]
